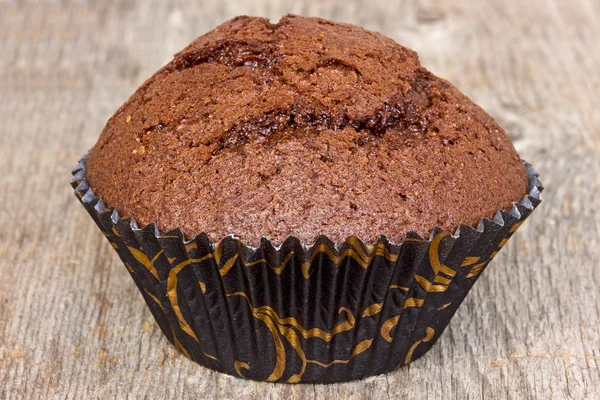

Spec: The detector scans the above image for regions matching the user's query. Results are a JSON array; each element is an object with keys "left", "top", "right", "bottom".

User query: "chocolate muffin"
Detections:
[
  {"left": 74, "top": 15, "right": 542, "bottom": 383},
  {"left": 86, "top": 14, "right": 528, "bottom": 245}
]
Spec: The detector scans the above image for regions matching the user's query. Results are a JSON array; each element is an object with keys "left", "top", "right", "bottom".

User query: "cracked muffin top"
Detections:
[{"left": 86, "top": 15, "right": 528, "bottom": 245}]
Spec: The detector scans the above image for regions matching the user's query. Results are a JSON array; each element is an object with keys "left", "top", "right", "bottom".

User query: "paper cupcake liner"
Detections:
[{"left": 71, "top": 155, "right": 542, "bottom": 383}]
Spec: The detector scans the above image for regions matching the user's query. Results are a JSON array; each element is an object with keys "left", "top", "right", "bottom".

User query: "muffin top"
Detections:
[{"left": 87, "top": 15, "right": 528, "bottom": 245}]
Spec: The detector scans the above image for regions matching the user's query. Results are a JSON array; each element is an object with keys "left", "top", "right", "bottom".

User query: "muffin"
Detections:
[{"left": 72, "top": 15, "right": 542, "bottom": 383}]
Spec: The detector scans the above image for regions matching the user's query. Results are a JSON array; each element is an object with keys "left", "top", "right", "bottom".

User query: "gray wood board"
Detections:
[{"left": 0, "top": 0, "right": 599, "bottom": 398}]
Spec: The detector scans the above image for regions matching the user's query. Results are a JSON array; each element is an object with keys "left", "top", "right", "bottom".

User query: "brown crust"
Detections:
[{"left": 87, "top": 15, "right": 528, "bottom": 244}]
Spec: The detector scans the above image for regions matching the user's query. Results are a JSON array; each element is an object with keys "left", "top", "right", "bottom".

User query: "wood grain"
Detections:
[{"left": 1, "top": 0, "right": 599, "bottom": 398}]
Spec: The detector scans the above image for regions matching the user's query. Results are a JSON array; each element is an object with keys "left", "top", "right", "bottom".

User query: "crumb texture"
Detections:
[{"left": 87, "top": 15, "right": 528, "bottom": 244}]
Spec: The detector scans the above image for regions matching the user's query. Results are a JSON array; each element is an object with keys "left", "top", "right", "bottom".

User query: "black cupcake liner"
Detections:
[{"left": 71, "top": 155, "right": 542, "bottom": 383}]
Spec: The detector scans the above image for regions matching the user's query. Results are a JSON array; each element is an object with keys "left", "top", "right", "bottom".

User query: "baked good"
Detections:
[
  {"left": 73, "top": 15, "right": 542, "bottom": 383},
  {"left": 86, "top": 14, "right": 528, "bottom": 244}
]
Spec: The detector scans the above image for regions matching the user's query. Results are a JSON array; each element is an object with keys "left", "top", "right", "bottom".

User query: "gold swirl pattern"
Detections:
[
  {"left": 405, "top": 327, "right": 435, "bottom": 364},
  {"left": 389, "top": 284, "right": 409, "bottom": 291},
  {"left": 461, "top": 256, "right": 481, "bottom": 267},
  {"left": 103, "top": 221, "right": 521, "bottom": 381},
  {"left": 144, "top": 289, "right": 163, "bottom": 311},
  {"left": 362, "top": 303, "right": 383, "bottom": 317},
  {"left": 509, "top": 220, "right": 524, "bottom": 233},
  {"left": 413, "top": 232, "right": 456, "bottom": 293},
  {"left": 301, "top": 237, "right": 399, "bottom": 278},
  {"left": 167, "top": 256, "right": 213, "bottom": 343},
  {"left": 306, "top": 339, "right": 373, "bottom": 368},
  {"left": 229, "top": 291, "right": 366, "bottom": 382},
  {"left": 380, "top": 297, "right": 425, "bottom": 343},
  {"left": 372, "top": 232, "right": 451, "bottom": 343},
  {"left": 185, "top": 242, "right": 198, "bottom": 252},
  {"left": 143, "top": 289, "right": 191, "bottom": 359},
  {"left": 230, "top": 291, "right": 355, "bottom": 339},
  {"left": 465, "top": 230, "right": 513, "bottom": 279},
  {"left": 130, "top": 244, "right": 220, "bottom": 361},
  {"left": 101, "top": 231, "right": 120, "bottom": 249},
  {"left": 218, "top": 254, "right": 237, "bottom": 276},
  {"left": 145, "top": 288, "right": 216, "bottom": 361},
  {"left": 128, "top": 247, "right": 160, "bottom": 280},
  {"left": 173, "top": 335, "right": 192, "bottom": 359},
  {"left": 216, "top": 248, "right": 295, "bottom": 276},
  {"left": 380, "top": 317, "right": 400, "bottom": 343},
  {"left": 234, "top": 361, "right": 250, "bottom": 378},
  {"left": 465, "top": 260, "right": 489, "bottom": 278}
]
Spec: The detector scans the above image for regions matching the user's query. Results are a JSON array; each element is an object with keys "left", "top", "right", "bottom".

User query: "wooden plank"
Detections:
[{"left": 0, "top": 0, "right": 598, "bottom": 398}]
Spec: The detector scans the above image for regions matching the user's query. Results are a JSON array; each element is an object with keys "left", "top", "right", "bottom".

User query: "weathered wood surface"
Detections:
[{"left": 1, "top": 0, "right": 599, "bottom": 398}]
